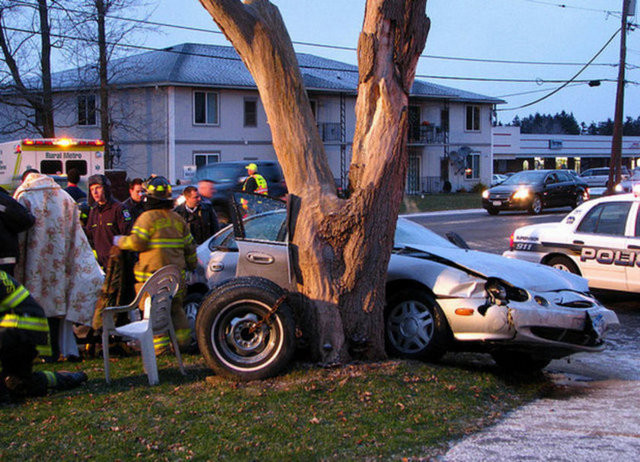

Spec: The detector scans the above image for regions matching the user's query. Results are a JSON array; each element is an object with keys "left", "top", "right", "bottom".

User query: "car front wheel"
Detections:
[
  {"left": 546, "top": 255, "right": 580, "bottom": 275},
  {"left": 385, "top": 289, "right": 450, "bottom": 361},
  {"left": 196, "top": 277, "right": 296, "bottom": 380},
  {"left": 528, "top": 195, "right": 543, "bottom": 215}
]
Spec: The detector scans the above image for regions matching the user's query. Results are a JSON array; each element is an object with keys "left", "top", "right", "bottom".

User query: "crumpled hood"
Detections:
[
  {"left": 405, "top": 243, "right": 589, "bottom": 292},
  {"left": 13, "top": 173, "right": 60, "bottom": 198}
]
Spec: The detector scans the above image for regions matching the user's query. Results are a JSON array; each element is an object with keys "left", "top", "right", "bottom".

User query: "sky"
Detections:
[{"left": 136, "top": 0, "right": 639, "bottom": 126}]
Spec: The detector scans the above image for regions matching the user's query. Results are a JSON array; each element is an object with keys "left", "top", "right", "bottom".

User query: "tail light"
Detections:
[{"left": 509, "top": 233, "right": 514, "bottom": 250}]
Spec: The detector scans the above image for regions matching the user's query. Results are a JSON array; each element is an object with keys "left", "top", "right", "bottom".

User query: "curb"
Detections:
[{"left": 401, "top": 208, "right": 484, "bottom": 218}]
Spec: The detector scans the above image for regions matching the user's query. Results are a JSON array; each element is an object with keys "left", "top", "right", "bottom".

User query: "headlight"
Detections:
[
  {"left": 485, "top": 278, "right": 529, "bottom": 304},
  {"left": 614, "top": 183, "right": 623, "bottom": 192},
  {"left": 482, "top": 189, "right": 490, "bottom": 199},
  {"left": 512, "top": 187, "right": 530, "bottom": 200}
]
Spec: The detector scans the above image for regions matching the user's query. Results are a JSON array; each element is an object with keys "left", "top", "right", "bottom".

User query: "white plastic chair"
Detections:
[{"left": 102, "top": 264, "right": 185, "bottom": 385}]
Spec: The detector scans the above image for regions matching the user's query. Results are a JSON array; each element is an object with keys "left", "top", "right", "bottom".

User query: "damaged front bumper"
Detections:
[{"left": 438, "top": 289, "right": 619, "bottom": 358}]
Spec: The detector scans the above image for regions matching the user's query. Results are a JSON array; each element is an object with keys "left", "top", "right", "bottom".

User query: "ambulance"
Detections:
[{"left": 0, "top": 137, "right": 105, "bottom": 191}]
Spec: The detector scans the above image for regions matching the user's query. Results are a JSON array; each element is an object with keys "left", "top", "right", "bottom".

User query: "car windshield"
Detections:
[
  {"left": 394, "top": 219, "right": 457, "bottom": 249},
  {"left": 195, "top": 165, "right": 242, "bottom": 183},
  {"left": 629, "top": 171, "right": 640, "bottom": 180},
  {"left": 500, "top": 170, "right": 547, "bottom": 185}
]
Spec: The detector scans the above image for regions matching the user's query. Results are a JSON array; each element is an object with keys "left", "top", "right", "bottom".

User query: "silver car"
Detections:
[{"left": 195, "top": 193, "right": 618, "bottom": 376}]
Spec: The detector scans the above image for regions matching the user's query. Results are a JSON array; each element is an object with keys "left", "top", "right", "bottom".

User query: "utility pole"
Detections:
[{"left": 607, "top": 0, "right": 631, "bottom": 194}]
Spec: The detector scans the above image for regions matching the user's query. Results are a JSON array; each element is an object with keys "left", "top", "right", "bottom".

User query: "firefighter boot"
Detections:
[{"left": 51, "top": 371, "right": 88, "bottom": 390}]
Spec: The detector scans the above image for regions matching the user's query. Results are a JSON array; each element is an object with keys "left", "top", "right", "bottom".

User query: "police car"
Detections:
[{"left": 503, "top": 186, "right": 640, "bottom": 293}]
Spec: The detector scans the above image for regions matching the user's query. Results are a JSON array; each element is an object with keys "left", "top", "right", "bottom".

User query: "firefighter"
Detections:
[
  {"left": 0, "top": 270, "right": 87, "bottom": 403},
  {"left": 242, "top": 163, "right": 268, "bottom": 195},
  {"left": 113, "top": 176, "right": 196, "bottom": 353}
]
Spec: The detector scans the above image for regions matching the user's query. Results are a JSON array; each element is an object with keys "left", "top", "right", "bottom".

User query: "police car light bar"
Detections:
[{"left": 633, "top": 184, "right": 640, "bottom": 197}]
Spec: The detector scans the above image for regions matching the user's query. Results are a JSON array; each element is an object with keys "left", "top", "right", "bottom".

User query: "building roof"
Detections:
[{"left": 50, "top": 42, "right": 503, "bottom": 104}]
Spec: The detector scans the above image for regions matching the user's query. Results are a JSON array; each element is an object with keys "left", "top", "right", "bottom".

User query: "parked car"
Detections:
[
  {"left": 491, "top": 174, "right": 507, "bottom": 185},
  {"left": 580, "top": 167, "right": 630, "bottom": 188},
  {"left": 614, "top": 170, "right": 640, "bottom": 194},
  {"left": 194, "top": 160, "right": 287, "bottom": 221},
  {"left": 192, "top": 192, "right": 618, "bottom": 380},
  {"left": 482, "top": 169, "right": 589, "bottom": 215},
  {"left": 503, "top": 190, "right": 640, "bottom": 293}
]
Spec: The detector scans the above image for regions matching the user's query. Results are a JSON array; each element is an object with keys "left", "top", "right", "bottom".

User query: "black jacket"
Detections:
[
  {"left": 174, "top": 201, "right": 220, "bottom": 245},
  {"left": 0, "top": 187, "right": 35, "bottom": 272},
  {"left": 85, "top": 199, "right": 133, "bottom": 269}
]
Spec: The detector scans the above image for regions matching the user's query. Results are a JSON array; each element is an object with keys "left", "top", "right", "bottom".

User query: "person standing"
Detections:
[
  {"left": 13, "top": 172, "right": 103, "bottom": 362},
  {"left": 0, "top": 186, "right": 35, "bottom": 276},
  {"left": 174, "top": 186, "right": 220, "bottom": 245},
  {"left": 242, "top": 163, "right": 268, "bottom": 195},
  {"left": 114, "top": 176, "right": 196, "bottom": 353},
  {"left": 85, "top": 174, "right": 133, "bottom": 270},
  {"left": 122, "top": 177, "right": 145, "bottom": 221},
  {"left": 197, "top": 178, "right": 216, "bottom": 204},
  {"left": 64, "top": 168, "right": 86, "bottom": 202}
]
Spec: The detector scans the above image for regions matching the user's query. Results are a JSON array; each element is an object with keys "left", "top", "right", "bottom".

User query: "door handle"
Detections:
[
  {"left": 573, "top": 240, "right": 584, "bottom": 245},
  {"left": 628, "top": 244, "right": 640, "bottom": 250},
  {"left": 246, "top": 252, "right": 274, "bottom": 264}
]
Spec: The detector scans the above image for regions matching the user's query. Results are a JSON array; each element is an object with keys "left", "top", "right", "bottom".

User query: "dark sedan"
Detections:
[{"left": 482, "top": 169, "right": 589, "bottom": 215}]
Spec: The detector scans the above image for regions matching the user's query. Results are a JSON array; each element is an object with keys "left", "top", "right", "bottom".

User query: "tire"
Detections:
[
  {"left": 491, "top": 351, "right": 551, "bottom": 372},
  {"left": 573, "top": 190, "right": 586, "bottom": 209},
  {"left": 196, "top": 277, "right": 295, "bottom": 381},
  {"left": 385, "top": 289, "right": 450, "bottom": 361},
  {"left": 546, "top": 255, "right": 581, "bottom": 275},
  {"left": 486, "top": 207, "right": 499, "bottom": 215},
  {"left": 528, "top": 195, "right": 543, "bottom": 215},
  {"left": 183, "top": 292, "right": 204, "bottom": 348}
]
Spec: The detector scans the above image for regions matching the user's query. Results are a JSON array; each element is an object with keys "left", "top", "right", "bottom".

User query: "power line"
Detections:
[
  {"left": 497, "top": 27, "right": 621, "bottom": 111},
  {"left": 9, "top": 0, "right": 622, "bottom": 68},
  {"left": 520, "top": 0, "right": 620, "bottom": 14},
  {"left": 2, "top": 24, "right": 619, "bottom": 86}
]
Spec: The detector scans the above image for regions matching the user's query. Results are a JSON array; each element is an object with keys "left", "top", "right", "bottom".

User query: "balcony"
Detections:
[
  {"left": 408, "top": 124, "right": 444, "bottom": 145},
  {"left": 319, "top": 122, "right": 341, "bottom": 142}
]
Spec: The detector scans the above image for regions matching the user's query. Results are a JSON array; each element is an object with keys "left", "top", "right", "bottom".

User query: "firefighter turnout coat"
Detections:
[{"left": 116, "top": 208, "right": 197, "bottom": 346}]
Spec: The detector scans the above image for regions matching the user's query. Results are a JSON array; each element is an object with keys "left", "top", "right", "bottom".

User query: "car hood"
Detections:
[{"left": 404, "top": 243, "right": 588, "bottom": 292}]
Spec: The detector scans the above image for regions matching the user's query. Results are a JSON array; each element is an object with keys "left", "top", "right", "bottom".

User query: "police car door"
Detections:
[
  {"left": 625, "top": 202, "right": 640, "bottom": 292},
  {"left": 573, "top": 200, "right": 633, "bottom": 291}
]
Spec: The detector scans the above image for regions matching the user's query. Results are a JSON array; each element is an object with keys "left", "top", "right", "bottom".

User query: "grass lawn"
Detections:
[
  {"left": 401, "top": 193, "right": 482, "bottom": 214},
  {"left": 1, "top": 353, "right": 549, "bottom": 460}
]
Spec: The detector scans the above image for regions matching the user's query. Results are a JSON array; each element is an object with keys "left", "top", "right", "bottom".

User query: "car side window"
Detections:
[
  {"left": 243, "top": 212, "right": 287, "bottom": 242},
  {"left": 577, "top": 202, "right": 632, "bottom": 236},
  {"left": 545, "top": 173, "right": 557, "bottom": 184}
]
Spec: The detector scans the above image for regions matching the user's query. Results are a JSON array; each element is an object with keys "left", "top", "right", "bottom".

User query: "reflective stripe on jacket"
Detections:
[
  {"left": 242, "top": 174, "right": 268, "bottom": 195},
  {"left": 117, "top": 209, "right": 197, "bottom": 283},
  {"left": 0, "top": 270, "right": 52, "bottom": 356}
]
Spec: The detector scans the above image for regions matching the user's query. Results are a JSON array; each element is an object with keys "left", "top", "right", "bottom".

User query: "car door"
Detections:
[
  {"left": 542, "top": 172, "right": 562, "bottom": 207},
  {"left": 625, "top": 202, "right": 640, "bottom": 292},
  {"left": 556, "top": 170, "right": 576, "bottom": 206},
  {"left": 573, "top": 201, "right": 633, "bottom": 291}
]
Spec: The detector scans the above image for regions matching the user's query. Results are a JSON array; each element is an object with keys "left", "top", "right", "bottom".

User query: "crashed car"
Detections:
[{"left": 194, "top": 193, "right": 618, "bottom": 380}]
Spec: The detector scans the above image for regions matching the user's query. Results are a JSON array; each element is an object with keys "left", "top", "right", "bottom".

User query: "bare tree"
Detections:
[
  {"left": 0, "top": 0, "right": 56, "bottom": 137},
  {"left": 198, "top": 0, "right": 429, "bottom": 363},
  {"left": 59, "top": 0, "right": 156, "bottom": 167}
]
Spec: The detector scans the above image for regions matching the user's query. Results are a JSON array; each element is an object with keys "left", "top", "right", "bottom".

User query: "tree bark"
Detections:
[
  {"left": 37, "top": 0, "right": 55, "bottom": 138},
  {"left": 198, "top": 0, "right": 428, "bottom": 363},
  {"left": 96, "top": 0, "right": 111, "bottom": 167}
]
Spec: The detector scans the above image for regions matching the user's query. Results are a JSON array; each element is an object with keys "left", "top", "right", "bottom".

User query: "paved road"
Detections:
[{"left": 402, "top": 208, "right": 640, "bottom": 460}]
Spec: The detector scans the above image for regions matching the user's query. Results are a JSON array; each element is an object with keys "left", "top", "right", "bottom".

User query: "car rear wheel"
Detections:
[
  {"left": 546, "top": 255, "right": 580, "bottom": 275},
  {"left": 385, "top": 289, "right": 450, "bottom": 361},
  {"left": 196, "top": 277, "right": 295, "bottom": 380},
  {"left": 491, "top": 351, "right": 551, "bottom": 372},
  {"left": 528, "top": 195, "right": 543, "bottom": 215},
  {"left": 573, "top": 190, "right": 586, "bottom": 209}
]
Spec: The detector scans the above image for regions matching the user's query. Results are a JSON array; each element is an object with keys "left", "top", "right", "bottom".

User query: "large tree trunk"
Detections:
[
  {"left": 198, "top": 0, "right": 428, "bottom": 363},
  {"left": 37, "top": 0, "right": 55, "bottom": 138},
  {"left": 96, "top": 0, "right": 111, "bottom": 167}
]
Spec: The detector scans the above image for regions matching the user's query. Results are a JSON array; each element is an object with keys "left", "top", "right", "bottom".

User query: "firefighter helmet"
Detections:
[{"left": 144, "top": 176, "right": 172, "bottom": 200}]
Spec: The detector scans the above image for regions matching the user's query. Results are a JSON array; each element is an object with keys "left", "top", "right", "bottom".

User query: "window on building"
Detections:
[
  {"left": 78, "top": 94, "right": 97, "bottom": 126},
  {"left": 194, "top": 91, "right": 219, "bottom": 125},
  {"left": 465, "top": 105, "right": 480, "bottom": 132},
  {"left": 465, "top": 152, "right": 480, "bottom": 179},
  {"left": 194, "top": 152, "right": 220, "bottom": 168},
  {"left": 244, "top": 99, "right": 257, "bottom": 127}
]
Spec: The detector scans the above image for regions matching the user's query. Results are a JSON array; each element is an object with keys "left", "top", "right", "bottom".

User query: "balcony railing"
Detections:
[
  {"left": 406, "top": 176, "right": 443, "bottom": 195},
  {"left": 408, "top": 125, "right": 444, "bottom": 144}
]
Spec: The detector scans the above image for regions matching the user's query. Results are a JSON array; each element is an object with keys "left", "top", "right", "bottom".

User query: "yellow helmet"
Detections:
[{"left": 245, "top": 163, "right": 258, "bottom": 172}]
